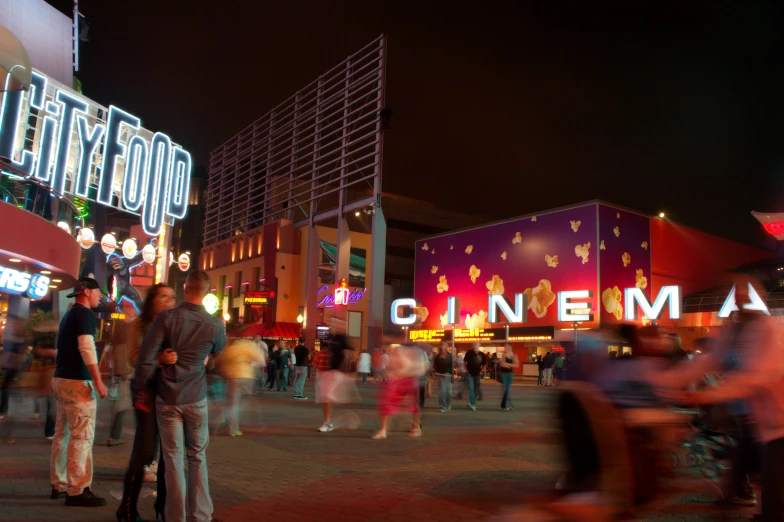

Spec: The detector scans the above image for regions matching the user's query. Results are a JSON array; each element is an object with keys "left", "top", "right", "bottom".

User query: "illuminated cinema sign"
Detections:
[
  {"left": 0, "top": 71, "right": 192, "bottom": 236},
  {"left": 0, "top": 266, "right": 50, "bottom": 299},
  {"left": 391, "top": 283, "right": 769, "bottom": 325}
]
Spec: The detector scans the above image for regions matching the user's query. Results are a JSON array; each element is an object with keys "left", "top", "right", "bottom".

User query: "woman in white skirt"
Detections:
[{"left": 315, "top": 335, "right": 358, "bottom": 432}]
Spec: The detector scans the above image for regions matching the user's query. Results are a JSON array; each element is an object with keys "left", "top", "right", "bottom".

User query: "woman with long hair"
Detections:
[{"left": 116, "top": 284, "right": 176, "bottom": 522}]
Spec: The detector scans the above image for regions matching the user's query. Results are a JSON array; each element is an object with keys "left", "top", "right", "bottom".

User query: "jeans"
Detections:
[
  {"left": 39, "top": 394, "right": 56, "bottom": 437},
  {"left": 761, "top": 437, "right": 784, "bottom": 521},
  {"left": 226, "top": 378, "right": 253, "bottom": 434},
  {"left": 50, "top": 378, "right": 97, "bottom": 496},
  {"left": 437, "top": 374, "right": 452, "bottom": 410},
  {"left": 501, "top": 373, "right": 513, "bottom": 409},
  {"left": 266, "top": 364, "right": 277, "bottom": 390},
  {"left": 456, "top": 372, "right": 469, "bottom": 399},
  {"left": 0, "top": 368, "right": 18, "bottom": 414},
  {"left": 123, "top": 402, "right": 166, "bottom": 509},
  {"left": 361, "top": 372, "right": 368, "bottom": 384},
  {"left": 294, "top": 366, "right": 308, "bottom": 397},
  {"left": 467, "top": 374, "right": 481, "bottom": 406},
  {"left": 538, "top": 369, "right": 543, "bottom": 385},
  {"left": 157, "top": 397, "right": 212, "bottom": 522},
  {"left": 543, "top": 368, "right": 553, "bottom": 386},
  {"left": 110, "top": 410, "right": 127, "bottom": 440},
  {"left": 277, "top": 366, "right": 290, "bottom": 391}
]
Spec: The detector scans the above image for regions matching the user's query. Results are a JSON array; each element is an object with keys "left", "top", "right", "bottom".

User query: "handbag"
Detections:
[{"left": 424, "top": 378, "right": 432, "bottom": 398}]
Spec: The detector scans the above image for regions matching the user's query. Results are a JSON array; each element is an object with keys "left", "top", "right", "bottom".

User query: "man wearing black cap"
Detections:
[{"left": 50, "top": 277, "right": 108, "bottom": 507}]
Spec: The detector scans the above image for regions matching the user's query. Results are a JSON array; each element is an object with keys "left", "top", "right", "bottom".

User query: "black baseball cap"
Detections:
[{"left": 66, "top": 277, "right": 101, "bottom": 298}]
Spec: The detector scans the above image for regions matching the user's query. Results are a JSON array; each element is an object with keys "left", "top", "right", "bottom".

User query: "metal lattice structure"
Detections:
[{"left": 204, "top": 35, "right": 387, "bottom": 246}]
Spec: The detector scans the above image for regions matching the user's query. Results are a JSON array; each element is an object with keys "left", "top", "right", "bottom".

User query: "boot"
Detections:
[
  {"left": 116, "top": 472, "right": 148, "bottom": 521},
  {"left": 153, "top": 459, "right": 166, "bottom": 521}
]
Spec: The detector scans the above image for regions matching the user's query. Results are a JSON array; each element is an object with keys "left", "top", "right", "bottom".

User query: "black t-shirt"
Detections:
[
  {"left": 433, "top": 354, "right": 453, "bottom": 375},
  {"left": 54, "top": 304, "right": 97, "bottom": 381},
  {"left": 294, "top": 345, "right": 309, "bottom": 367},
  {"left": 329, "top": 335, "right": 352, "bottom": 371},
  {"left": 464, "top": 350, "right": 486, "bottom": 376}
]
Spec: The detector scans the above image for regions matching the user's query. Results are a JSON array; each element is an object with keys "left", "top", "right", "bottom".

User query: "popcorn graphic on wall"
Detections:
[
  {"left": 422, "top": 243, "right": 429, "bottom": 251},
  {"left": 641, "top": 241, "right": 648, "bottom": 250},
  {"left": 437, "top": 275, "right": 449, "bottom": 294},
  {"left": 440, "top": 311, "right": 449, "bottom": 327},
  {"left": 523, "top": 279, "right": 556, "bottom": 319},
  {"left": 635, "top": 269, "right": 648, "bottom": 289},
  {"left": 450, "top": 245, "right": 454, "bottom": 250},
  {"left": 622, "top": 252, "right": 631, "bottom": 267},
  {"left": 570, "top": 220, "right": 581, "bottom": 233},
  {"left": 545, "top": 254, "right": 559, "bottom": 268},
  {"left": 575, "top": 242, "right": 591, "bottom": 264},
  {"left": 415, "top": 306, "right": 429, "bottom": 323},
  {"left": 431, "top": 266, "right": 438, "bottom": 274},
  {"left": 501, "top": 251, "right": 507, "bottom": 260},
  {"left": 469, "top": 264, "right": 481, "bottom": 284},
  {"left": 531, "top": 216, "right": 537, "bottom": 222},
  {"left": 600, "top": 240, "right": 606, "bottom": 250},
  {"left": 617, "top": 212, "right": 620, "bottom": 219},
  {"left": 613, "top": 227, "right": 620, "bottom": 237},
  {"left": 465, "top": 310, "right": 487, "bottom": 329},
  {"left": 486, "top": 275, "right": 505, "bottom": 295},
  {"left": 512, "top": 232, "right": 522, "bottom": 244},
  {"left": 465, "top": 245, "right": 473, "bottom": 255},
  {"left": 431, "top": 249, "right": 435, "bottom": 254},
  {"left": 602, "top": 286, "right": 624, "bottom": 320}
]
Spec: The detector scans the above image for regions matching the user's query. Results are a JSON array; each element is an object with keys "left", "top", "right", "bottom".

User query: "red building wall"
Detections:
[{"left": 650, "top": 218, "right": 774, "bottom": 301}]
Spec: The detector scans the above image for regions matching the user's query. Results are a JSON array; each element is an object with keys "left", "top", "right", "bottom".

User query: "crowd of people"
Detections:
[{"left": 1, "top": 269, "right": 783, "bottom": 521}]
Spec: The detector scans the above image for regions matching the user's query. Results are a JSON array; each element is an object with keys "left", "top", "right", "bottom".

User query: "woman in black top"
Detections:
[{"left": 499, "top": 343, "right": 519, "bottom": 411}]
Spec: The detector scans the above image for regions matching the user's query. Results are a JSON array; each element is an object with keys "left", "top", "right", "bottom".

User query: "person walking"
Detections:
[
  {"left": 553, "top": 352, "right": 564, "bottom": 386},
  {"left": 542, "top": 351, "right": 554, "bottom": 387},
  {"left": 464, "top": 343, "right": 486, "bottom": 411},
  {"left": 218, "top": 338, "right": 264, "bottom": 437},
  {"left": 266, "top": 344, "right": 279, "bottom": 391},
  {"left": 252, "top": 335, "right": 268, "bottom": 396},
  {"left": 315, "top": 335, "right": 356, "bottom": 433},
  {"left": 0, "top": 314, "right": 26, "bottom": 420},
  {"left": 134, "top": 271, "right": 226, "bottom": 522},
  {"left": 107, "top": 306, "right": 138, "bottom": 447},
  {"left": 357, "top": 350, "right": 371, "bottom": 385},
  {"left": 433, "top": 343, "right": 453, "bottom": 413},
  {"left": 276, "top": 342, "right": 293, "bottom": 392},
  {"left": 116, "top": 283, "right": 177, "bottom": 522},
  {"left": 49, "top": 277, "right": 109, "bottom": 507},
  {"left": 499, "top": 344, "right": 519, "bottom": 411},
  {"left": 455, "top": 351, "right": 467, "bottom": 400},
  {"left": 293, "top": 339, "right": 309, "bottom": 399},
  {"left": 536, "top": 355, "right": 544, "bottom": 386},
  {"left": 372, "top": 343, "right": 428, "bottom": 439}
]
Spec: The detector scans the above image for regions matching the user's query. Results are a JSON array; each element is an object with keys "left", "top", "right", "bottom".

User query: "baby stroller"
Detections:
[{"left": 671, "top": 405, "right": 737, "bottom": 487}]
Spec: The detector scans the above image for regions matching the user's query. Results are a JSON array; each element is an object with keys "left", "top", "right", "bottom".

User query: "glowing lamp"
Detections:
[
  {"left": 101, "top": 233, "right": 117, "bottom": 254},
  {"left": 178, "top": 253, "right": 190, "bottom": 272},
  {"left": 78, "top": 228, "right": 95, "bottom": 249},
  {"left": 296, "top": 314, "right": 304, "bottom": 324},
  {"left": 122, "top": 239, "right": 138, "bottom": 259},
  {"left": 142, "top": 244, "right": 157, "bottom": 264},
  {"left": 202, "top": 293, "right": 220, "bottom": 315}
]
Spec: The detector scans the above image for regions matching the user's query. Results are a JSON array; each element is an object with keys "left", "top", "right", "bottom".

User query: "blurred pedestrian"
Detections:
[
  {"left": 276, "top": 341, "right": 293, "bottom": 392},
  {"left": 50, "top": 277, "right": 108, "bottom": 507},
  {"left": 553, "top": 352, "right": 564, "bottom": 386},
  {"left": 116, "top": 283, "right": 177, "bottom": 522},
  {"left": 253, "top": 335, "right": 268, "bottom": 396},
  {"left": 315, "top": 335, "right": 357, "bottom": 432},
  {"left": 536, "top": 355, "right": 544, "bottom": 386},
  {"left": 357, "top": 350, "right": 371, "bottom": 385},
  {"left": 433, "top": 343, "right": 453, "bottom": 413},
  {"left": 134, "top": 271, "right": 226, "bottom": 522},
  {"left": 372, "top": 343, "right": 427, "bottom": 439},
  {"left": 218, "top": 338, "right": 264, "bottom": 437},
  {"left": 0, "top": 313, "right": 26, "bottom": 421},
  {"left": 266, "top": 344, "right": 279, "bottom": 391},
  {"left": 542, "top": 351, "right": 554, "bottom": 386},
  {"left": 107, "top": 304, "right": 138, "bottom": 447},
  {"left": 456, "top": 351, "right": 467, "bottom": 400},
  {"left": 464, "top": 343, "right": 486, "bottom": 410},
  {"left": 293, "top": 338, "right": 309, "bottom": 399},
  {"left": 499, "top": 343, "right": 519, "bottom": 411}
]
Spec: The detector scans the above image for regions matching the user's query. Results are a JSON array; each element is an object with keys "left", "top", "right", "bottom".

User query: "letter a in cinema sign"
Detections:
[{"left": 0, "top": 71, "right": 191, "bottom": 236}]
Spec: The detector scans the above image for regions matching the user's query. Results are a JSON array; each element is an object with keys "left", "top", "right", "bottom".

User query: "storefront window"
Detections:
[{"left": 348, "top": 311, "right": 362, "bottom": 338}]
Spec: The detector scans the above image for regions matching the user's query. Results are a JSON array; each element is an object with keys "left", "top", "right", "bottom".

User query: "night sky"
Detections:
[{"left": 48, "top": 1, "right": 784, "bottom": 248}]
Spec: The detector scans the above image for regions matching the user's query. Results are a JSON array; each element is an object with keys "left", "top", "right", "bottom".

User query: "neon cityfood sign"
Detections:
[
  {"left": 0, "top": 265, "right": 50, "bottom": 299},
  {"left": 0, "top": 71, "right": 191, "bottom": 236},
  {"left": 317, "top": 285, "right": 365, "bottom": 307},
  {"left": 391, "top": 283, "right": 768, "bottom": 326}
]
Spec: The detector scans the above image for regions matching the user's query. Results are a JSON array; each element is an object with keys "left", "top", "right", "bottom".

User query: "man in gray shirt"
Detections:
[{"left": 134, "top": 271, "right": 226, "bottom": 522}]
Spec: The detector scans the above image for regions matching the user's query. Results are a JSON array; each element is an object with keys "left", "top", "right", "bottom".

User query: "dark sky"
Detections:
[{"left": 49, "top": 1, "right": 784, "bottom": 248}]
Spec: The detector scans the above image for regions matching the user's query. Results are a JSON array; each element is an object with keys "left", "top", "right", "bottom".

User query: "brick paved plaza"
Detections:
[{"left": 0, "top": 380, "right": 760, "bottom": 521}]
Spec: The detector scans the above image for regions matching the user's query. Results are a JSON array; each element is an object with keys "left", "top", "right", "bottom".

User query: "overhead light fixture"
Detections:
[
  {"left": 659, "top": 212, "right": 665, "bottom": 218},
  {"left": 41, "top": 270, "right": 51, "bottom": 274},
  {"left": 8, "top": 258, "right": 21, "bottom": 263},
  {"left": 354, "top": 211, "right": 360, "bottom": 216},
  {"left": 49, "top": 285, "right": 57, "bottom": 288},
  {"left": 52, "top": 279, "right": 62, "bottom": 283},
  {"left": 297, "top": 313, "right": 304, "bottom": 324},
  {"left": 223, "top": 313, "right": 231, "bottom": 322}
]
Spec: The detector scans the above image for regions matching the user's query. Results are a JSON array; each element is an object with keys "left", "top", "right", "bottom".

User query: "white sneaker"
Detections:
[
  {"left": 318, "top": 423, "right": 334, "bottom": 433},
  {"left": 143, "top": 469, "right": 157, "bottom": 483}
]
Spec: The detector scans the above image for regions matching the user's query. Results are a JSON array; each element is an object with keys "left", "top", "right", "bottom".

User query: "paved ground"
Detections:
[{"left": 0, "top": 378, "right": 761, "bottom": 521}]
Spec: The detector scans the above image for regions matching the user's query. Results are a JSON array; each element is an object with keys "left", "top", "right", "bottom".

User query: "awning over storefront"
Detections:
[{"left": 231, "top": 322, "right": 301, "bottom": 340}]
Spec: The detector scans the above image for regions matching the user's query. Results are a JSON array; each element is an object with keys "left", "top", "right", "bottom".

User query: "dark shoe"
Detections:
[
  {"left": 116, "top": 472, "right": 145, "bottom": 521},
  {"left": 50, "top": 487, "right": 66, "bottom": 500},
  {"left": 154, "top": 502, "right": 165, "bottom": 521},
  {"left": 65, "top": 487, "right": 107, "bottom": 507}
]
